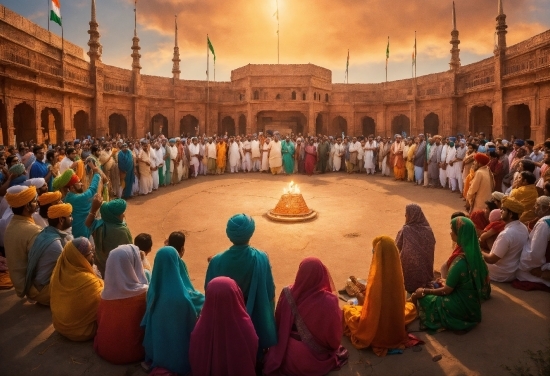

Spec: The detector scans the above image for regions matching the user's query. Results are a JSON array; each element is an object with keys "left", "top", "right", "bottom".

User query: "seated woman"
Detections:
[
  {"left": 141, "top": 246, "right": 199, "bottom": 375},
  {"left": 470, "top": 200, "right": 499, "bottom": 236},
  {"left": 413, "top": 217, "right": 491, "bottom": 333},
  {"left": 264, "top": 257, "right": 347, "bottom": 376},
  {"left": 395, "top": 203, "right": 436, "bottom": 293},
  {"left": 50, "top": 237, "right": 104, "bottom": 341},
  {"left": 343, "top": 236, "right": 417, "bottom": 357},
  {"left": 94, "top": 244, "right": 149, "bottom": 364},
  {"left": 479, "top": 209, "right": 505, "bottom": 252},
  {"left": 190, "top": 277, "right": 258, "bottom": 376}
]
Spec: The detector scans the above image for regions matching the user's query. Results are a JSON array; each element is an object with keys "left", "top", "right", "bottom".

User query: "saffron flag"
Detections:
[
  {"left": 50, "top": 0, "right": 62, "bottom": 26},
  {"left": 207, "top": 36, "right": 216, "bottom": 62}
]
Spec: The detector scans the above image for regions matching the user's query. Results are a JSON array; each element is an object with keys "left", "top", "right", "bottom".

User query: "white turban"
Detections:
[{"left": 23, "top": 178, "right": 46, "bottom": 189}]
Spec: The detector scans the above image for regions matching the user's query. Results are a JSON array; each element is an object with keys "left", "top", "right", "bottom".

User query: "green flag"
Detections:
[
  {"left": 207, "top": 36, "right": 216, "bottom": 62},
  {"left": 386, "top": 37, "right": 390, "bottom": 60}
]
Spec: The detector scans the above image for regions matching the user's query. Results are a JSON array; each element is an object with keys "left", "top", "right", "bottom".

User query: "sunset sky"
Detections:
[{"left": 4, "top": 0, "right": 550, "bottom": 83}]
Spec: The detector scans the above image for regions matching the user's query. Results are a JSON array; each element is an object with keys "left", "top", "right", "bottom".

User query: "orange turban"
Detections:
[
  {"left": 38, "top": 191, "right": 62, "bottom": 206},
  {"left": 474, "top": 153, "right": 490, "bottom": 166},
  {"left": 48, "top": 203, "right": 73, "bottom": 219},
  {"left": 5, "top": 186, "right": 37, "bottom": 208}
]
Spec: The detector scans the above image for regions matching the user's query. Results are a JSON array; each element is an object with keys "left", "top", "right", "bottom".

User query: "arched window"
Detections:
[
  {"left": 276, "top": 94, "right": 281, "bottom": 100},
  {"left": 325, "top": 94, "right": 329, "bottom": 102},
  {"left": 292, "top": 91, "right": 296, "bottom": 100},
  {"left": 254, "top": 90, "right": 259, "bottom": 100},
  {"left": 302, "top": 93, "right": 306, "bottom": 100},
  {"left": 314, "top": 92, "right": 317, "bottom": 100}
]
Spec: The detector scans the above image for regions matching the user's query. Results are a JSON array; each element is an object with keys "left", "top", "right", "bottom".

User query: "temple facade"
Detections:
[{"left": 0, "top": 1, "right": 550, "bottom": 145}]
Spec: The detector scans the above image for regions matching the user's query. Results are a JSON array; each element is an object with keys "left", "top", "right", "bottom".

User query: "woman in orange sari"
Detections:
[{"left": 343, "top": 236, "right": 417, "bottom": 356}]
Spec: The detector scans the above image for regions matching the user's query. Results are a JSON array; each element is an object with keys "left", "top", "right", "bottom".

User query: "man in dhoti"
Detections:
[
  {"left": 281, "top": 135, "right": 295, "bottom": 175},
  {"left": 327, "top": 137, "right": 335, "bottom": 172},
  {"left": 333, "top": 138, "right": 344, "bottom": 172},
  {"left": 391, "top": 134, "right": 406, "bottom": 180},
  {"left": 445, "top": 139, "right": 458, "bottom": 192},
  {"left": 348, "top": 137, "right": 360, "bottom": 173},
  {"left": 261, "top": 138, "right": 270, "bottom": 173},
  {"left": 242, "top": 136, "right": 252, "bottom": 173},
  {"left": 251, "top": 134, "right": 261, "bottom": 172},
  {"left": 428, "top": 137, "right": 442, "bottom": 188},
  {"left": 228, "top": 137, "right": 240, "bottom": 173},
  {"left": 378, "top": 138, "right": 391, "bottom": 176},
  {"left": 206, "top": 138, "right": 217, "bottom": 175},
  {"left": 168, "top": 139, "right": 178, "bottom": 185},
  {"left": 439, "top": 137, "right": 449, "bottom": 188},
  {"left": 151, "top": 141, "right": 163, "bottom": 190},
  {"left": 268, "top": 134, "right": 283, "bottom": 175},
  {"left": 414, "top": 134, "right": 426, "bottom": 185},
  {"left": 137, "top": 139, "right": 153, "bottom": 195},
  {"left": 188, "top": 137, "right": 201, "bottom": 178},
  {"left": 364, "top": 136, "right": 377, "bottom": 175}
]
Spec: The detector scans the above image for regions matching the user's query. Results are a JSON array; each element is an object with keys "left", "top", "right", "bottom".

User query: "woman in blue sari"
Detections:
[{"left": 117, "top": 144, "right": 135, "bottom": 199}]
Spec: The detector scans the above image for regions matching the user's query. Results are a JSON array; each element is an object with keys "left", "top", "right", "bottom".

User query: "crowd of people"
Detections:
[{"left": 0, "top": 129, "right": 549, "bottom": 375}]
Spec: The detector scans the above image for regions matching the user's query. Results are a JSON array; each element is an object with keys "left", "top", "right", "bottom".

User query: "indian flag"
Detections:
[{"left": 50, "top": 0, "right": 62, "bottom": 26}]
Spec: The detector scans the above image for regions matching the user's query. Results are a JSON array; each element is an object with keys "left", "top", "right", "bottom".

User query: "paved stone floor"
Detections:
[{"left": 1, "top": 172, "right": 548, "bottom": 375}]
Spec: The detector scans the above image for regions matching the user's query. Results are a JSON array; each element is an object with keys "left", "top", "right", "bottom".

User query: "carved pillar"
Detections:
[
  {"left": 34, "top": 103, "right": 43, "bottom": 144},
  {"left": 5, "top": 97, "right": 15, "bottom": 146}
]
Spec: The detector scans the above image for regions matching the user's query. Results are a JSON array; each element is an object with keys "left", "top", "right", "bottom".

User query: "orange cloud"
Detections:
[{"left": 128, "top": 0, "right": 549, "bottom": 68}]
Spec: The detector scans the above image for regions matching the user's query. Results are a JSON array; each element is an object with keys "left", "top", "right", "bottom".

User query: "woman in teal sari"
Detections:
[
  {"left": 117, "top": 144, "right": 134, "bottom": 199},
  {"left": 141, "top": 246, "right": 200, "bottom": 375},
  {"left": 412, "top": 217, "right": 491, "bottom": 332}
]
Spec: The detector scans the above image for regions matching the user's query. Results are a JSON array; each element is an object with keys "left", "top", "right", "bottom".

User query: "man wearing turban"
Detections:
[
  {"left": 85, "top": 195, "right": 132, "bottom": 277},
  {"left": 466, "top": 153, "right": 495, "bottom": 214},
  {"left": 205, "top": 214, "right": 277, "bottom": 356},
  {"left": 509, "top": 171, "right": 539, "bottom": 225},
  {"left": 23, "top": 178, "right": 49, "bottom": 228},
  {"left": 24, "top": 203, "right": 73, "bottom": 305},
  {"left": 3, "top": 185, "right": 42, "bottom": 300},
  {"left": 482, "top": 196, "right": 529, "bottom": 282}
]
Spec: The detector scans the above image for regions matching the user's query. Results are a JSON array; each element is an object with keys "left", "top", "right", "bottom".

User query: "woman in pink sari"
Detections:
[
  {"left": 189, "top": 276, "right": 258, "bottom": 376},
  {"left": 304, "top": 139, "right": 317, "bottom": 176},
  {"left": 264, "top": 257, "right": 347, "bottom": 376}
]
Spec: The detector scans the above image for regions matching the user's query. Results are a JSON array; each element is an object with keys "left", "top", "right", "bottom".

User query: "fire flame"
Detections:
[{"left": 283, "top": 181, "right": 300, "bottom": 194}]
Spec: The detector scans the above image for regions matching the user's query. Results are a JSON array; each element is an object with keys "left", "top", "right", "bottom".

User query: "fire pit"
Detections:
[{"left": 266, "top": 181, "right": 318, "bottom": 222}]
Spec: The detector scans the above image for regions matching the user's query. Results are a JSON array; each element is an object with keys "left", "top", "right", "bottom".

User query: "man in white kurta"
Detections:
[
  {"left": 445, "top": 142, "right": 457, "bottom": 192},
  {"left": 199, "top": 138, "right": 207, "bottom": 176},
  {"left": 228, "top": 138, "right": 241, "bottom": 173},
  {"left": 268, "top": 135, "right": 283, "bottom": 174},
  {"left": 206, "top": 138, "right": 217, "bottom": 175},
  {"left": 333, "top": 139, "right": 344, "bottom": 172},
  {"left": 242, "top": 136, "right": 252, "bottom": 172},
  {"left": 149, "top": 142, "right": 160, "bottom": 190},
  {"left": 188, "top": 138, "right": 201, "bottom": 178},
  {"left": 363, "top": 137, "right": 377, "bottom": 174},
  {"left": 153, "top": 142, "right": 164, "bottom": 190},
  {"left": 168, "top": 139, "right": 178, "bottom": 184},
  {"left": 439, "top": 138, "right": 449, "bottom": 188},
  {"left": 137, "top": 140, "right": 153, "bottom": 195},
  {"left": 251, "top": 135, "right": 261, "bottom": 172}
]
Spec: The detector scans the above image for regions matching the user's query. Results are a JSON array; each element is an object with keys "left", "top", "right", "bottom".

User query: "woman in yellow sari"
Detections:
[
  {"left": 406, "top": 139, "right": 417, "bottom": 182},
  {"left": 343, "top": 236, "right": 417, "bottom": 356},
  {"left": 50, "top": 237, "right": 104, "bottom": 341}
]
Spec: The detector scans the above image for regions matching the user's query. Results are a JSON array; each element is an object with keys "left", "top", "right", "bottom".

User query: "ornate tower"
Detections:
[
  {"left": 87, "top": 0, "right": 102, "bottom": 62},
  {"left": 172, "top": 15, "right": 181, "bottom": 80},
  {"left": 130, "top": 1, "right": 143, "bottom": 138},
  {"left": 495, "top": 0, "right": 507, "bottom": 54},
  {"left": 449, "top": 1, "right": 460, "bottom": 71},
  {"left": 131, "top": 7, "right": 142, "bottom": 74}
]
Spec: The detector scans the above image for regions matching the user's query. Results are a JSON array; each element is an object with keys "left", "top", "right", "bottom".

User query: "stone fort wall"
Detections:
[{"left": 1, "top": 4, "right": 550, "bottom": 145}]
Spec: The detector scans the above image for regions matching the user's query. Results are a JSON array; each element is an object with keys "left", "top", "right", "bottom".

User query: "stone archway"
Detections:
[
  {"left": 180, "top": 115, "right": 199, "bottom": 137},
  {"left": 315, "top": 114, "right": 323, "bottom": 135},
  {"left": 73, "top": 110, "right": 89, "bottom": 139},
  {"left": 362, "top": 116, "right": 375, "bottom": 137},
  {"left": 41, "top": 107, "right": 63, "bottom": 145},
  {"left": 391, "top": 115, "right": 410, "bottom": 136},
  {"left": 109, "top": 113, "right": 128, "bottom": 138},
  {"left": 0, "top": 100, "right": 7, "bottom": 145},
  {"left": 238, "top": 114, "right": 246, "bottom": 136},
  {"left": 14, "top": 102, "right": 36, "bottom": 144},
  {"left": 151, "top": 113, "right": 168, "bottom": 136},
  {"left": 507, "top": 104, "right": 531, "bottom": 140},
  {"left": 220, "top": 116, "right": 235, "bottom": 136},
  {"left": 331, "top": 116, "right": 348, "bottom": 137},
  {"left": 469, "top": 105, "right": 493, "bottom": 137},
  {"left": 424, "top": 112, "right": 439, "bottom": 136}
]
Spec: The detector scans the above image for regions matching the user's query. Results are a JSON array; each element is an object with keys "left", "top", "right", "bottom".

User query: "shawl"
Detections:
[
  {"left": 117, "top": 149, "right": 135, "bottom": 199},
  {"left": 141, "top": 247, "right": 199, "bottom": 375},
  {"left": 190, "top": 277, "right": 258, "bottom": 376},
  {"left": 50, "top": 241, "right": 104, "bottom": 341},
  {"left": 395, "top": 204, "right": 436, "bottom": 292},
  {"left": 264, "top": 257, "right": 343, "bottom": 376},
  {"left": 451, "top": 217, "right": 491, "bottom": 300},
  {"left": 205, "top": 244, "right": 277, "bottom": 349},
  {"left": 101, "top": 244, "right": 148, "bottom": 300}
]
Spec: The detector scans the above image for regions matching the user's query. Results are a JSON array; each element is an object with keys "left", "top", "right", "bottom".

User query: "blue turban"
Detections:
[
  {"left": 226, "top": 214, "right": 255, "bottom": 245},
  {"left": 169, "top": 138, "right": 176, "bottom": 143},
  {"left": 100, "top": 199, "right": 127, "bottom": 224},
  {"left": 514, "top": 139, "right": 525, "bottom": 146},
  {"left": 449, "top": 137, "right": 457, "bottom": 142}
]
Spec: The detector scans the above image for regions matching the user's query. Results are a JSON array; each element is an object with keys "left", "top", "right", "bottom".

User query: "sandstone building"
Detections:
[{"left": 0, "top": 1, "right": 549, "bottom": 145}]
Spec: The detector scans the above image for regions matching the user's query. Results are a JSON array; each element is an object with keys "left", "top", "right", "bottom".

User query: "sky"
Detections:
[{"left": 3, "top": 0, "right": 550, "bottom": 83}]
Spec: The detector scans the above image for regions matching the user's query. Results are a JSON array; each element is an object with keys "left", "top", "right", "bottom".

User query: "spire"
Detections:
[
  {"left": 449, "top": 1, "right": 460, "bottom": 71},
  {"left": 131, "top": 0, "right": 141, "bottom": 72},
  {"left": 172, "top": 15, "right": 181, "bottom": 80},
  {"left": 87, "top": 0, "right": 102, "bottom": 62},
  {"left": 495, "top": 0, "right": 507, "bottom": 53}
]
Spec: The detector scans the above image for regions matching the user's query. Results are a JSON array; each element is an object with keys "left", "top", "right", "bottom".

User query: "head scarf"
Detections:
[
  {"left": 189, "top": 277, "right": 258, "bottom": 376},
  {"left": 99, "top": 199, "right": 127, "bottom": 224},
  {"left": 226, "top": 214, "right": 255, "bottom": 245},
  {"left": 101, "top": 244, "right": 148, "bottom": 300},
  {"left": 501, "top": 196, "right": 525, "bottom": 215},
  {"left": 474, "top": 153, "right": 490, "bottom": 166},
  {"left": 395, "top": 204, "right": 436, "bottom": 292},
  {"left": 38, "top": 191, "right": 62, "bottom": 206},
  {"left": 9, "top": 163, "right": 25, "bottom": 176},
  {"left": 141, "top": 247, "right": 200, "bottom": 375},
  {"left": 48, "top": 203, "right": 73, "bottom": 219},
  {"left": 72, "top": 237, "right": 92, "bottom": 256},
  {"left": 23, "top": 178, "right": 46, "bottom": 189},
  {"left": 5, "top": 185, "right": 37, "bottom": 208},
  {"left": 49, "top": 239, "right": 104, "bottom": 341},
  {"left": 491, "top": 191, "right": 505, "bottom": 202},
  {"left": 450, "top": 217, "right": 491, "bottom": 300},
  {"left": 489, "top": 209, "right": 501, "bottom": 223}
]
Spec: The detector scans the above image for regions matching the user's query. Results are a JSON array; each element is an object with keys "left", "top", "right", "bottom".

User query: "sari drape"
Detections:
[{"left": 117, "top": 150, "right": 135, "bottom": 199}]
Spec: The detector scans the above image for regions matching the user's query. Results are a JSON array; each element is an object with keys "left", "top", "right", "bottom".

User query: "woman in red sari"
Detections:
[
  {"left": 264, "top": 257, "right": 347, "bottom": 376},
  {"left": 304, "top": 139, "right": 317, "bottom": 176}
]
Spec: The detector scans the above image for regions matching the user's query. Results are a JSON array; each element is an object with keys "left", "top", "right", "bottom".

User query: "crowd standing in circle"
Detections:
[{"left": 0, "top": 129, "right": 549, "bottom": 375}]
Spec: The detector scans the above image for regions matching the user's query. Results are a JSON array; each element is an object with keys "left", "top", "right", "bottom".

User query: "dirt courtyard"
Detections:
[{"left": 1, "top": 173, "right": 548, "bottom": 376}]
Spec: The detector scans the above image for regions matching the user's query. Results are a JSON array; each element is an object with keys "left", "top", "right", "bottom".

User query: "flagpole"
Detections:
[
  {"left": 385, "top": 36, "right": 389, "bottom": 83},
  {"left": 415, "top": 31, "right": 417, "bottom": 78},
  {"left": 206, "top": 35, "right": 210, "bottom": 135},
  {"left": 47, "top": 0, "right": 50, "bottom": 31}
]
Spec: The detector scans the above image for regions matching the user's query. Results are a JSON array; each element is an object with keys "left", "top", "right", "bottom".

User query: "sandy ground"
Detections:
[{"left": 1, "top": 172, "right": 549, "bottom": 376}]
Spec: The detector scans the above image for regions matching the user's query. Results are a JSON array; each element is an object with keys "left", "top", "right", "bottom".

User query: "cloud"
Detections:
[{"left": 125, "top": 0, "right": 549, "bottom": 72}]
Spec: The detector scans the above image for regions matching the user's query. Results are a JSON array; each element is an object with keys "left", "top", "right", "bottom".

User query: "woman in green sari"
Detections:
[{"left": 411, "top": 217, "right": 491, "bottom": 332}]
